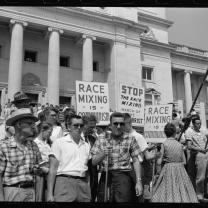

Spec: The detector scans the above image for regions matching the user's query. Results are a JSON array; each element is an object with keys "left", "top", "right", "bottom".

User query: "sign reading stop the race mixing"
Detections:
[
  {"left": 118, "top": 83, "right": 144, "bottom": 126},
  {"left": 144, "top": 104, "right": 173, "bottom": 131},
  {"left": 76, "top": 81, "right": 110, "bottom": 125}
]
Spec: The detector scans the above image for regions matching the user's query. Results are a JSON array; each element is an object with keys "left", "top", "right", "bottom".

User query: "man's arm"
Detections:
[
  {"left": 0, "top": 174, "right": 4, "bottom": 201},
  {"left": 92, "top": 152, "right": 105, "bottom": 166},
  {"left": 47, "top": 155, "right": 59, "bottom": 202},
  {"left": 132, "top": 156, "right": 143, "bottom": 196},
  {"left": 187, "top": 141, "right": 205, "bottom": 153}
]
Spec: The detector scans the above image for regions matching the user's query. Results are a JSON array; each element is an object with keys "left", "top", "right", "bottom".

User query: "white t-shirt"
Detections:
[
  {"left": 50, "top": 134, "right": 91, "bottom": 177},
  {"left": 50, "top": 126, "right": 63, "bottom": 143},
  {"left": 0, "top": 122, "right": 6, "bottom": 140},
  {"left": 34, "top": 137, "right": 51, "bottom": 162},
  {"left": 127, "top": 129, "right": 148, "bottom": 162}
]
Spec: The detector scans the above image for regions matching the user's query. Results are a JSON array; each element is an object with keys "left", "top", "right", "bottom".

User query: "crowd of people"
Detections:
[{"left": 0, "top": 91, "right": 207, "bottom": 203}]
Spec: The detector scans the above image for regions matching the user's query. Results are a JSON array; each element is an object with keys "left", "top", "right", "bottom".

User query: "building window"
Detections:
[
  {"left": 93, "top": 61, "right": 99, "bottom": 72},
  {"left": 145, "top": 88, "right": 161, "bottom": 105},
  {"left": 60, "top": 56, "right": 70, "bottom": 67},
  {"left": 24, "top": 50, "right": 37, "bottom": 62},
  {"left": 142, "top": 66, "right": 153, "bottom": 81}
]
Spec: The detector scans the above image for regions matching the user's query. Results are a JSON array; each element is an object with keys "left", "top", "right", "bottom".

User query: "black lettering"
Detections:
[
  {"left": 78, "top": 94, "right": 85, "bottom": 102},
  {"left": 122, "top": 85, "right": 126, "bottom": 94},
  {"left": 148, "top": 107, "right": 153, "bottom": 115},
  {"left": 86, "top": 85, "right": 92, "bottom": 93},
  {"left": 93, "top": 84, "right": 98, "bottom": 93},
  {"left": 100, "top": 85, "right": 104, "bottom": 94},
  {"left": 79, "top": 84, "right": 85, "bottom": 92}
]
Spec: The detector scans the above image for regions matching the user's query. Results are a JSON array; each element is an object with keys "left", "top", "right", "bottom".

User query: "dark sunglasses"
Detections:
[
  {"left": 113, "top": 122, "right": 125, "bottom": 127},
  {"left": 73, "top": 124, "right": 84, "bottom": 128}
]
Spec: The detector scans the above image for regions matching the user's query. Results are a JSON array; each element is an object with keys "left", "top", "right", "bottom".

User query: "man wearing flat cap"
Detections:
[{"left": 0, "top": 108, "right": 45, "bottom": 201}]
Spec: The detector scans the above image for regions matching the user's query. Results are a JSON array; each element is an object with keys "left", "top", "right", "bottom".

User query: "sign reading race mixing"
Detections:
[{"left": 76, "top": 81, "right": 110, "bottom": 125}]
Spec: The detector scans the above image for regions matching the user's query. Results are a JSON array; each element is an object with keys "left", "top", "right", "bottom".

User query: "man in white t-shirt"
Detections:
[
  {"left": 123, "top": 113, "right": 159, "bottom": 200},
  {"left": 47, "top": 115, "right": 91, "bottom": 202}
]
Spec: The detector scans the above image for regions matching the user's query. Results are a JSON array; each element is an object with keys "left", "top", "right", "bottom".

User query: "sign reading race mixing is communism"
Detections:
[
  {"left": 144, "top": 104, "right": 173, "bottom": 131},
  {"left": 118, "top": 83, "right": 145, "bottom": 126},
  {"left": 76, "top": 81, "right": 110, "bottom": 125}
]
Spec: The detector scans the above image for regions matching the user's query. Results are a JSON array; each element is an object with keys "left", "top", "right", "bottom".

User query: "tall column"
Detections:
[
  {"left": 82, "top": 34, "right": 96, "bottom": 81},
  {"left": 7, "top": 19, "right": 27, "bottom": 100},
  {"left": 184, "top": 70, "right": 192, "bottom": 113},
  {"left": 47, "top": 27, "right": 63, "bottom": 105}
]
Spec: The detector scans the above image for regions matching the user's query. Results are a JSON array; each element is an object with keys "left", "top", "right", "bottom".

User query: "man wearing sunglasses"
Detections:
[
  {"left": 47, "top": 115, "right": 91, "bottom": 202},
  {"left": 91, "top": 112, "right": 143, "bottom": 202}
]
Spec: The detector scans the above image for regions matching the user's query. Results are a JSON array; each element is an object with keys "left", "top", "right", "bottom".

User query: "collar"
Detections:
[
  {"left": 7, "top": 136, "right": 17, "bottom": 148},
  {"left": 65, "top": 134, "right": 86, "bottom": 145}
]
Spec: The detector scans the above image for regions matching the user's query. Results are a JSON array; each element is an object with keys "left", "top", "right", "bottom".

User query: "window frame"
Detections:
[
  {"left": 93, "top": 61, "right": 99, "bottom": 72},
  {"left": 60, "top": 56, "right": 70, "bottom": 68},
  {"left": 142, "top": 65, "right": 154, "bottom": 82},
  {"left": 24, "top": 49, "right": 38, "bottom": 63}
]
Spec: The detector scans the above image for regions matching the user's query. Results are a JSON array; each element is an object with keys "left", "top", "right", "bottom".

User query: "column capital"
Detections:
[
  {"left": 48, "top": 27, "right": 64, "bottom": 34},
  {"left": 184, "top": 70, "right": 192, "bottom": 74},
  {"left": 82, "top": 34, "right": 96, "bottom": 41},
  {"left": 10, "top": 19, "right": 28, "bottom": 27}
]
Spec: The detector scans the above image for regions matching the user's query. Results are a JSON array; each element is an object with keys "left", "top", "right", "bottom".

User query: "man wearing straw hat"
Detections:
[{"left": 0, "top": 108, "right": 44, "bottom": 201}]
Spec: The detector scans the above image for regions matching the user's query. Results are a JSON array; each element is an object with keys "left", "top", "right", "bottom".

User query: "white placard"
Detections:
[
  {"left": 118, "top": 83, "right": 144, "bottom": 126},
  {"left": 76, "top": 81, "right": 110, "bottom": 125},
  {"left": 144, "top": 104, "right": 173, "bottom": 132}
]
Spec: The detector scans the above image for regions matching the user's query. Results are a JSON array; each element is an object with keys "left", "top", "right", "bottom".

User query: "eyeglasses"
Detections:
[
  {"left": 113, "top": 122, "right": 125, "bottom": 127},
  {"left": 73, "top": 124, "right": 84, "bottom": 128}
]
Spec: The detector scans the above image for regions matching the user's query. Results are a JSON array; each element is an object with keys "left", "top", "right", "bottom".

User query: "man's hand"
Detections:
[
  {"left": 135, "top": 180, "right": 143, "bottom": 197},
  {"left": 47, "top": 194, "right": 54, "bottom": 202},
  {"left": 200, "top": 149, "right": 207, "bottom": 154}
]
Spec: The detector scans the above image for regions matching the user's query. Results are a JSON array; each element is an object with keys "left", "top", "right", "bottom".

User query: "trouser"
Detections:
[
  {"left": 195, "top": 152, "right": 208, "bottom": 199},
  {"left": 36, "top": 175, "right": 47, "bottom": 202},
  {"left": 187, "top": 150, "right": 197, "bottom": 189},
  {"left": 4, "top": 187, "right": 35, "bottom": 202},
  {"left": 88, "top": 160, "right": 98, "bottom": 202},
  {"left": 54, "top": 175, "right": 91, "bottom": 202},
  {"left": 97, "top": 170, "right": 136, "bottom": 202}
]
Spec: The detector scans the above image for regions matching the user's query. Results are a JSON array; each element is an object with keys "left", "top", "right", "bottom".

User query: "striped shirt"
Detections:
[
  {"left": 0, "top": 137, "right": 42, "bottom": 185},
  {"left": 91, "top": 133, "right": 141, "bottom": 172},
  {"left": 185, "top": 127, "right": 208, "bottom": 150}
]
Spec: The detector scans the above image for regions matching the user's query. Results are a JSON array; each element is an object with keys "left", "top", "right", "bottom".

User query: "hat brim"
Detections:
[
  {"left": 11, "top": 98, "right": 30, "bottom": 104},
  {"left": 6, "top": 114, "right": 38, "bottom": 126}
]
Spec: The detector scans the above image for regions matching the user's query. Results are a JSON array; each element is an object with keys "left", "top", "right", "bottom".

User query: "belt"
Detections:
[
  {"left": 3, "top": 181, "right": 34, "bottom": 188},
  {"left": 58, "top": 174, "right": 86, "bottom": 180}
]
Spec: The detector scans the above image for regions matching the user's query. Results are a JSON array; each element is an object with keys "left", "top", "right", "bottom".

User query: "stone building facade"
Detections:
[{"left": 0, "top": 7, "right": 207, "bottom": 126}]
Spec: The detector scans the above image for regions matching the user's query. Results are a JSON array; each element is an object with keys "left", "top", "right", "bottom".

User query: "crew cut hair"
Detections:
[
  {"left": 110, "top": 112, "right": 124, "bottom": 123},
  {"left": 66, "top": 114, "right": 82, "bottom": 126}
]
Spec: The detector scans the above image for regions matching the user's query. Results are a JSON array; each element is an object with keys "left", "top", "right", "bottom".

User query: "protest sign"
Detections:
[
  {"left": 144, "top": 104, "right": 172, "bottom": 143},
  {"left": 118, "top": 83, "right": 144, "bottom": 126},
  {"left": 76, "top": 81, "right": 110, "bottom": 125}
]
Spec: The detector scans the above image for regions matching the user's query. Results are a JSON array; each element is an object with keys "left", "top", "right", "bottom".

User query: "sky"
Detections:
[{"left": 166, "top": 8, "right": 208, "bottom": 51}]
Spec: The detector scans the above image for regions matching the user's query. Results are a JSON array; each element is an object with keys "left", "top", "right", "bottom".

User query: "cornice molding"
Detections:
[
  {"left": 171, "top": 50, "right": 208, "bottom": 62},
  {"left": 56, "top": 7, "right": 148, "bottom": 32},
  {"left": 137, "top": 12, "right": 173, "bottom": 28},
  {"left": 171, "top": 62, "right": 208, "bottom": 74},
  {"left": 140, "top": 38, "right": 175, "bottom": 51}
]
